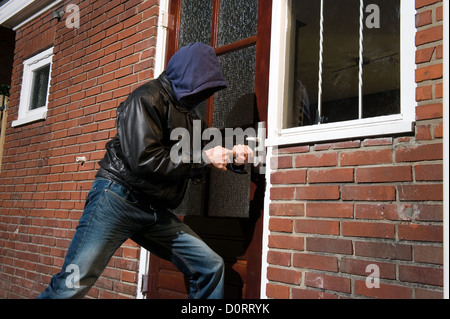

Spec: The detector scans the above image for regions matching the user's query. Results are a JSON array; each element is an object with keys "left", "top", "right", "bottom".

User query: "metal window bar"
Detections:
[
  {"left": 358, "top": 0, "right": 364, "bottom": 119},
  {"left": 316, "top": 0, "right": 365, "bottom": 123},
  {"left": 316, "top": 0, "right": 324, "bottom": 124}
]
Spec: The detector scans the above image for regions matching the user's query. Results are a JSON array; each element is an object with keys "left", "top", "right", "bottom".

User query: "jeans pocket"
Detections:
[{"left": 105, "top": 187, "right": 140, "bottom": 207}]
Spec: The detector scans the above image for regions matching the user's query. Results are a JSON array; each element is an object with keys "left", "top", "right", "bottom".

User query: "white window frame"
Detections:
[
  {"left": 266, "top": 0, "right": 416, "bottom": 147},
  {"left": 12, "top": 47, "right": 53, "bottom": 127}
]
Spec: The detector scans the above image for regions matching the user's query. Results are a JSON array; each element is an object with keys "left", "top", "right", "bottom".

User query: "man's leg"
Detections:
[
  {"left": 38, "top": 178, "right": 156, "bottom": 299},
  {"left": 132, "top": 211, "right": 225, "bottom": 299}
]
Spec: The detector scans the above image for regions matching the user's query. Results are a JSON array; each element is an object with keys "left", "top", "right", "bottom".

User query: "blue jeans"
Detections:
[{"left": 37, "top": 178, "right": 224, "bottom": 299}]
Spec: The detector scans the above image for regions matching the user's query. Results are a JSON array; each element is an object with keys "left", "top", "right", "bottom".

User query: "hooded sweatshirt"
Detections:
[
  {"left": 165, "top": 42, "right": 228, "bottom": 108},
  {"left": 97, "top": 42, "right": 229, "bottom": 209}
]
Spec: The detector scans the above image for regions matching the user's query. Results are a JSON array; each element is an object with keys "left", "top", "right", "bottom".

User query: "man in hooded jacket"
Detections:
[{"left": 38, "top": 43, "right": 253, "bottom": 299}]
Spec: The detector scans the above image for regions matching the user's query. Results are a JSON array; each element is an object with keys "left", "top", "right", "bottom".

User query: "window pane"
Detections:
[
  {"left": 287, "top": 0, "right": 321, "bottom": 127},
  {"left": 208, "top": 46, "right": 257, "bottom": 218},
  {"left": 286, "top": 0, "right": 401, "bottom": 128},
  {"left": 362, "top": 0, "right": 400, "bottom": 118},
  {"left": 217, "top": 0, "right": 258, "bottom": 46},
  {"left": 213, "top": 45, "right": 256, "bottom": 129},
  {"left": 322, "top": 0, "right": 360, "bottom": 123},
  {"left": 30, "top": 64, "right": 50, "bottom": 110},
  {"left": 178, "top": 0, "right": 213, "bottom": 48}
]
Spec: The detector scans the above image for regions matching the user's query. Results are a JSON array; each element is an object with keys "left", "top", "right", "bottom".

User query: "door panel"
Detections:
[{"left": 147, "top": 0, "right": 271, "bottom": 299}]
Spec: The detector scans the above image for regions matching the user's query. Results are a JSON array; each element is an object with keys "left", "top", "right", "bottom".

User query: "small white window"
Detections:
[
  {"left": 267, "top": 0, "right": 416, "bottom": 146},
  {"left": 12, "top": 47, "right": 53, "bottom": 127}
]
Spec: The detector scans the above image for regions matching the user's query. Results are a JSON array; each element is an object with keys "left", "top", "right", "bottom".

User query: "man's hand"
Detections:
[
  {"left": 204, "top": 146, "right": 233, "bottom": 171},
  {"left": 232, "top": 145, "right": 254, "bottom": 166}
]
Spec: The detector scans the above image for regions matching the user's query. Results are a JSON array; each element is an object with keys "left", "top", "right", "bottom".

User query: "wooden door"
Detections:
[{"left": 147, "top": 0, "right": 271, "bottom": 299}]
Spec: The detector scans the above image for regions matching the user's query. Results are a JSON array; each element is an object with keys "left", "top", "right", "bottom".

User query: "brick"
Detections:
[
  {"left": 340, "top": 149, "right": 392, "bottom": 166},
  {"left": 295, "top": 186, "right": 340, "bottom": 200},
  {"left": 416, "top": 85, "right": 433, "bottom": 101},
  {"left": 416, "top": 10, "right": 432, "bottom": 27},
  {"left": 295, "top": 152, "right": 337, "bottom": 168},
  {"left": 340, "top": 258, "right": 396, "bottom": 279},
  {"left": 269, "top": 235, "right": 304, "bottom": 251},
  {"left": 355, "top": 241, "right": 412, "bottom": 260},
  {"left": 308, "top": 168, "right": 354, "bottom": 183},
  {"left": 271, "top": 156, "right": 292, "bottom": 169},
  {"left": 398, "top": 184, "right": 443, "bottom": 201},
  {"left": 415, "top": 124, "right": 432, "bottom": 140},
  {"left": 275, "top": 145, "right": 309, "bottom": 154},
  {"left": 342, "top": 221, "right": 395, "bottom": 239},
  {"left": 415, "top": 164, "right": 443, "bottom": 181},
  {"left": 267, "top": 267, "right": 301, "bottom": 285},
  {"left": 305, "top": 272, "right": 351, "bottom": 293},
  {"left": 306, "top": 237, "right": 353, "bottom": 255},
  {"left": 363, "top": 138, "right": 393, "bottom": 147},
  {"left": 395, "top": 143, "right": 443, "bottom": 162},
  {"left": 267, "top": 251, "right": 291, "bottom": 267},
  {"left": 294, "top": 219, "right": 340, "bottom": 236},
  {"left": 313, "top": 140, "right": 360, "bottom": 151},
  {"left": 356, "top": 166, "right": 412, "bottom": 183},
  {"left": 269, "top": 218, "right": 293, "bottom": 233},
  {"left": 342, "top": 185, "right": 396, "bottom": 201},
  {"left": 354, "top": 280, "right": 412, "bottom": 299},
  {"left": 415, "top": 288, "right": 443, "bottom": 299},
  {"left": 416, "top": 46, "right": 435, "bottom": 63},
  {"left": 434, "top": 122, "right": 443, "bottom": 138},
  {"left": 266, "top": 283, "right": 290, "bottom": 299},
  {"left": 398, "top": 224, "right": 443, "bottom": 242},
  {"left": 269, "top": 203, "right": 305, "bottom": 216},
  {"left": 414, "top": 245, "right": 443, "bottom": 265},
  {"left": 271, "top": 170, "right": 306, "bottom": 184},
  {"left": 306, "top": 203, "right": 353, "bottom": 218},
  {"left": 416, "top": 0, "right": 441, "bottom": 9},
  {"left": 355, "top": 203, "right": 400, "bottom": 220},
  {"left": 435, "top": 82, "right": 443, "bottom": 98},
  {"left": 416, "top": 64, "right": 443, "bottom": 82},
  {"left": 270, "top": 187, "right": 295, "bottom": 200},
  {"left": 291, "top": 288, "right": 338, "bottom": 299},
  {"left": 416, "top": 26, "right": 443, "bottom": 46},
  {"left": 399, "top": 265, "right": 443, "bottom": 286},
  {"left": 293, "top": 253, "right": 338, "bottom": 272}
]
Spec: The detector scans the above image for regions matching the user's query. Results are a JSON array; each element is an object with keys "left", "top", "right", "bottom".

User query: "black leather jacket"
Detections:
[{"left": 97, "top": 72, "right": 207, "bottom": 209}]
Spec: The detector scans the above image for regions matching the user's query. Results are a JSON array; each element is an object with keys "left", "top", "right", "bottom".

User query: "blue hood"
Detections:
[{"left": 166, "top": 43, "right": 228, "bottom": 108}]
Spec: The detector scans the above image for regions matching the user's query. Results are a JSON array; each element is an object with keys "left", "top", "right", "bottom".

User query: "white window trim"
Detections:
[
  {"left": 12, "top": 47, "right": 53, "bottom": 127},
  {"left": 266, "top": 0, "right": 417, "bottom": 147}
]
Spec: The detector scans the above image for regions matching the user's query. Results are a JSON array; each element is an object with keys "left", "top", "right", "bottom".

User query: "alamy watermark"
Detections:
[
  {"left": 366, "top": 264, "right": 380, "bottom": 289},
  {"left": 65, "top": 264, "right": 80, "bottom": 289},
  {"left": 170, "top": 121, "right": 267, "bottom": 174},
  {"left": 55, "top": 4, "right": 80, "bottom": 29}
]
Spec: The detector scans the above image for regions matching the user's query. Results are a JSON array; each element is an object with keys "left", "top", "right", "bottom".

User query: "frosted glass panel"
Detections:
[
  {"left": 178, "top": 0, "right": 213, "bottom": 48},
  {"left": 207, "top": 167, "right": 251, "bottom": 218},
  {"left": 208, "top": 46, "right": 256, "bottom": 218},
  {"left": 218, "top": 0, "right": 258, "bottom": 46},
  {"left": 213, "top": 45, "right": 256, "bottom": 129}
]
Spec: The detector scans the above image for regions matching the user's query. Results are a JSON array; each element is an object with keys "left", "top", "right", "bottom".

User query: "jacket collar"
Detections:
[{"left": 157, "top": 71, "right": 191, "bottom": 113}]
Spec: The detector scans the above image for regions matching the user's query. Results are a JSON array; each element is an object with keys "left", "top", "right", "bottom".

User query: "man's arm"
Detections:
[{"left": 117, "top": 93, "right": 195, "bottom": 181}]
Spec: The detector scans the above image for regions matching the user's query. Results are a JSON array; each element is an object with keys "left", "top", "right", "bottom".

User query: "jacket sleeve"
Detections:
[{"left": 117, "top": 92, "right": 196, "bottom": 181}]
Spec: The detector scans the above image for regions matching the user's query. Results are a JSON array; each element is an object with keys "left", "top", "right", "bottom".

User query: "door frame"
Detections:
[{"left": 137, "top": 0, "right": 272, "bottom": 299}]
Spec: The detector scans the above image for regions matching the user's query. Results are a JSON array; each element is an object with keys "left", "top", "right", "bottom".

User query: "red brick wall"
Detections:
[
  {"left": 0, "top": 0, "right": 159, "bottom": 299},
  {"left": 266, "top": 0, "right": 444, "bottom": 299}
]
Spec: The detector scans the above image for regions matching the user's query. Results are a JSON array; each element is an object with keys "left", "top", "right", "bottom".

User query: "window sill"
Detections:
[
  {"left": 266, "top": 115, "right": 415, "bottom": 147},
  {"left": 11, "top": 109, "right": 47, "bottom": 127}
]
